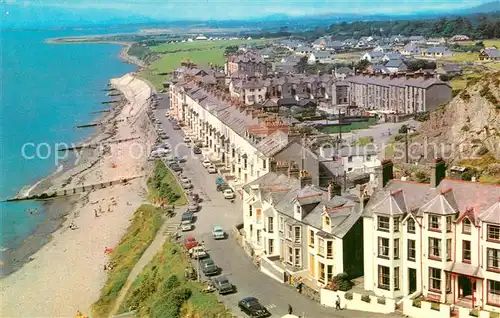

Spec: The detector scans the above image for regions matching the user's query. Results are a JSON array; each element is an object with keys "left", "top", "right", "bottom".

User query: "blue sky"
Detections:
[{"left": 1, "top": 0, "right": 493, "bottom": 22}]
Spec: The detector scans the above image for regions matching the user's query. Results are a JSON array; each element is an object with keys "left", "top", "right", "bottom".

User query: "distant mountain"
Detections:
[{"left": 462, "top": 1, "right": 500, "bottom": 14}]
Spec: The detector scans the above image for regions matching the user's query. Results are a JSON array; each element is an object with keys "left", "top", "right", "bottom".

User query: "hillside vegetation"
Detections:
[{"left": 392, "top": 72, "right": 500, "bottom": 183}]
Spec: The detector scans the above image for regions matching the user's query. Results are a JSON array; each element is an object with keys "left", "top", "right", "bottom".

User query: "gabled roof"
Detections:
[
  {"left": 385, "top": 59, "right": 406, "bottom": 68},
  {"left": 483, "top": 48, "right": 500, "bottom": 57},
  {"left": 479, "top": 201, "right": 500, "bottom": 225},
  {"left": 418, "top": 189, "right": 459, "bottom": 216},
  {"left": 369, "top": 189, "right": 408, "bottom": 216}
]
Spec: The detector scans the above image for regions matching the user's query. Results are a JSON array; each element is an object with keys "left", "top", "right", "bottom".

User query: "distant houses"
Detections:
[
  {"left": 361, "top": 51, "right": 385, "bottom": 63},
  {"left": 421, "top": 47, "right": 453, "bottom": 58},
  {"left": 479, "top": 47, "right": 500, "bottom": 61}
]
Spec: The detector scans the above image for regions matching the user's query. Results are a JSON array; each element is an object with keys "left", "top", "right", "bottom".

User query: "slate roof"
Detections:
[
  {"left": 366, "top": 51, "right": 384, "bottom": 58},
  {"left": 364, "top": 179, "right": 500, "bottom": 224},
  {"left": 312, "top": 51, "right": 332, "bottom": 59},
  {"left": 384, "top": 52, "right": 403, "bottom": 60},
  {"left": 385, "top": 59, "right": 407, "bottom": 68},
  {"left": 483, "top": 48, "right": 500, "bottom": 57},
  {"left": 424, "top": 46, "right": 451, "bottom": 54},
  {"left": 347, "top": 74, "right": 450, "bottom": 89},
  {"left": 336, "top": 66, "right": 353, "bottom": 74}
]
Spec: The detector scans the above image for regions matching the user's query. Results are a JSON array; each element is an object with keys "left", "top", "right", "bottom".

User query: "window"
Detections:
[
  {"left": 378, "top": 237, "right": 390, "bottom": 258},
  {"left": 446, "top": 272, "right": 451, "bottom": 292},
  {"left": 463, "top": 218, "right": 471, "bottom": 234},
  {"left": 319, "top": 262, "right": 326, "bottom": 283},
  {"left": 249, "top": 225, "right": 253, "bottom": 237},
  {"left": 347, "top": 156, "right": 353, "bottom": 162},
  {"left": 327, "top": 265, "right": 334, "bottom": 283},
  {"left": 279, "top": 216, "right": 284, "bottom": 232},
  {"left": 318, "top": 238, "right": 325, "bottom": 256},
  {"left": 446, "top": 216, "right": 452, "bottom": 232},
  {"left": 394, "top": 239, "right": 400, "bottom": 259},
  {"left": 294, "top": 227, "right": 301, "bottom": 243},
  {"left": 288, "top": 246, "right": 293, "bottom": 264},
  {"left": 257, "top": 230, "right": 261, "bottom": 244},
  {"left": 294, "top": 248, "right": 301, "bottom": 266},
  {"left": 488, "top": 225, "right": 500, "bottom": 241},
  {"left": 378, "top": 265, "right": 390, "bottom": 290},
  {"left": 267, "top": 217, "right": 274, "bottom": 233},
  {"left": 488, "top": 280, "right": 500, "bottom": 306},
  {"left": 324, "top": 215, "right": 331, "bottom": 226},
  {"left": 429, "top": 238, "right": 441, "bottom": 260},
  {"left": 366, "top": 155, "right": 372, "bottom": 161},
  {"left": 262, "top": 159, "right": 267, "bottom": 169},
  {"left": 287, "top": 225, "right": 293, "bottom": 239},
  {"left": 429, "top": 215, "right": 440, "bottom": 231},
  {"left": 393, "top": 217, "right": 400, "bottom": 232},
  {"left": 429, "top": 267, "right": 442, "bottom": 292},
  {"left": 249, "top": 205, "right": 253, "bottom": 217},
  {"left": 463, "top": 240, "right": 471, "bottom": 263},
  {"left": 394, "top": 267, "right": 400, "bottom": 290},
  {"left": 487, "top": 248, "right": 500, "bottom": 271},
  {"left": 446, "top": 239, "right": 452, "bottom": 261},
  {"left": 378, "top": 216, "right": 390, "bottom": 231},
  {"left": 327, "top": 241, "right": 333, "bottom": 259},
  {"left": 268, "top": 239, "right": 274, "bottom": 254},
  {"left": 295, "top": 204, "right": 302, "bottom": 216},
  {"left": 408, "top": 239, "right": 416, "bottom": 261},
  {"left": 309, "top": 230, "right": 315, "bottom": 247},
  {"left": 407, "top": 219, "right": 416, "bottom": 233}
]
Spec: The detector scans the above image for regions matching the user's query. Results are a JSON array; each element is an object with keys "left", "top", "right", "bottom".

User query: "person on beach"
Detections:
[
  {"left": 288, "top": 304, "right": 293, "bottom": 314},
  {"left": 94, "top": 209, "right": 99, "bottom": 217}
]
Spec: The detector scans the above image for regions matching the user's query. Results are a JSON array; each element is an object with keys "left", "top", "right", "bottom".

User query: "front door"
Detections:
[
  {"left": 310, "top": 254, "right": 315, "bottom": 278},
  {"left": 459, "top": 276, "right": 473, "bottom": 297},
  {"left": 409, "top": 268, "right": 417, "bottom": 294}
]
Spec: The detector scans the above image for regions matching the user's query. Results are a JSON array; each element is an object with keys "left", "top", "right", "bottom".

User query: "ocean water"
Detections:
[{"left": 0, "top": 29, "right": 135, "bottom": 251}]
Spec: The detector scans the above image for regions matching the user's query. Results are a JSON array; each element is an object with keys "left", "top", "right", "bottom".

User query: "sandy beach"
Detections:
[{"left": 0, "top": 73, "right": 156, "bottom": 317}]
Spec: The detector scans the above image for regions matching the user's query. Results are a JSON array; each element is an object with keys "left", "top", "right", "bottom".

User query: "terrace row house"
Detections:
[
  {"left": 363, "top": 159, "right": 500, "bottom": 313},
  {"left": 345, "top": 72, "right": 452, "bottom": 115},
  {"left": 170, "top": 75, "right": 322, "bottom": 188},
  {"left": 241, "top": 164, "right": 364, "bottom": 288},
  {"left": 225, "top": 51, "right": 268, "bottom": 77}
]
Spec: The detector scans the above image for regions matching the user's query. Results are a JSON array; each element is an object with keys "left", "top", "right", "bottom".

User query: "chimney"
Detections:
[
  {"left": 269, "top": 158, "right": 277, "bottom": 172},
  {"left": 431, "top": 157, "right": 446, "bottom": 188},
  {"left": 275, "top": 161, "right": 289, "bottom": 175},
  {"left": 327, "top": 182, "right": 333, "bottom": 200},
  {"left": 299, "top": 170, "right": 313, "bottom": 188},
  {"left": 288, "top": 163, "right": 300, "bottom": 180},
  {"left": 376, "top": 159, "right": 394, "bottom": 188}
]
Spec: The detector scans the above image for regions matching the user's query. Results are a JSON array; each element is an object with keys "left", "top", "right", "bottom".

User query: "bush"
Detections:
[
  {"left": 414, "top": 111, "right": 429, "bottom": 122},
  {"left": 327, "top": 273, "right": 353, "bottom": 292},
  {"left": 470, "top": 308, "right": 480, "bottom": 317},
  {"left": 394, "top": 134, "right": 405, "bottom": 142},
  {"left": 377, "top": 297, "right": 386, "bottom": 305},
  {"left": 127, "top": 274, "right": 157, "bottom": 311},
  {"left": 361, "top": 295, "right": 370, "bottom": 303},
  {"left": 344, "top": 292, "right": 353, "bottom": 300},
  {"left": 162, "top": 274, "right": 181, "bottom": 293},
  {"left": 150, "top": 287, "right": 192, "bottom": 318},
  {"left": 476, "top": 146, "right": 490, "bottom": 156},
  {"left": 413, "top": 298, "right": 422, "bottom": 308}
]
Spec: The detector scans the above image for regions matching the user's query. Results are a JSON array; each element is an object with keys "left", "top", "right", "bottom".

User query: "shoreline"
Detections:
[{"left": 0, "top": 72, "right": 157, "bottom": 317}]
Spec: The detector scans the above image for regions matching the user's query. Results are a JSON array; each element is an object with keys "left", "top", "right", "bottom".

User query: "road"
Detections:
[{"left": 153, "top": 94, "right": 398, "bottom": 318}]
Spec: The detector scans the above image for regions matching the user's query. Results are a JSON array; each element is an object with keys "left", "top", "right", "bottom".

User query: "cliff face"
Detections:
[{"left": 405, "top": 73, "right": 500, "bottom": 163}]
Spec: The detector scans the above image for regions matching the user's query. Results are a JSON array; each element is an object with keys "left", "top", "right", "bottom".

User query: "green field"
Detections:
[
  {"left": 92, "top": 205, "right": 164, "bottom": 318},
  {"left": 319, "top": 118, "right": 378, "bottom": 134},
  {"left": 450, "top": 72, "right": 483, "bottom": 90},
  {"left": 118, "top": 240, "right": 231, "bottom": 318},
  {"left": 150, "top": 39, "right": 267, "bottom": 53},
  {"left": 456, "top": 39, "right": 500, "bottom": 47}
]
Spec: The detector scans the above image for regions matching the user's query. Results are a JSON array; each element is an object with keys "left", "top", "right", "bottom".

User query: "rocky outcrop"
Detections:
[{"left": 402, "top": 72, "right": 500, "bottom": 164}]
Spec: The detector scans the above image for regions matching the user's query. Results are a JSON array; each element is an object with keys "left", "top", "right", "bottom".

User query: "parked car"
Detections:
[
  {"left": 184, "top": 236, "right": 198, "bottom": 250},
  {"left": 174, "top": 156, "right": 186, "bottom": 163},
  {"left": 189, "top": 246, "right": 208, "bottom": 259},
  {"left": 238, "top": 297, "right": 271, "bottom": 318},
  {"left": 180, "top": 212, "right": 194, "bottom": 231},
  {"left": 193, "top": 147, "right": 202, "bottom": 154},
  {"left": 211, "top": 276, "right": 234, "bottom": 294},
  {"left": 207, "top": 165, "right": 217, "bottom": 174},
  {"left": 200, "top": 258, "right": 219, "bottom": 276},
  {"left": 180, "top": 176, "right": 190, "bottom": 183},
  {"left": 202, "top": 159, "right": 212, "bottom": 168},
  {"left": 157, "top": 128, "right": 164, "bottom": 133},
  {"left": 172, "top": 125, "right": 181, "bottom": 130},
  {"left": 223, "top": 189, "right": 235, "bottom": 199},
  {"left": 170, "top": 164, "right": 182, "bottom": 172},
  {"left": 187, "top": 202, "right": 198, "bottom": 212},
  {"left": 212, "top": 225, "right": 225, "bottom": 240},
  {"left": 182, "top": 182, "right": 192, "bottom": 189},
  {"left": 216, "top": 183, "right": 231, "bottom": 192},
  {"left": 183, "top": 137, "right": 191, "bottom": 143},
  {"left": 159, "top": 132, "right": 169, "bottom": 139}
]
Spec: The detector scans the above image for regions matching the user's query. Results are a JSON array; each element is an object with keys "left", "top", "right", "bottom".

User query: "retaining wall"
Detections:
[{"left": 321, "top": 289, "right": 396, "bottom": 314}]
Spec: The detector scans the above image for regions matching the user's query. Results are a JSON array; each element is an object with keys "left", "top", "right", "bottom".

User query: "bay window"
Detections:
[
  {"left": 429, "top": 215, "right": 440, "bottom": 231},
  {"left": 487, "top": 248, "right": 500, "bottom": 272},
  {"left": 378, "top": 237, "right": 389, "bottom": 258},
  {"left": 378, "top": 216, "right": 390, "bottom": 231},
  {"left": 429, "top": 267, "right": 442, "bottom": 292},
  {"left": 429, "top": 237, "right": 441, "bottom": 260},
  {"left": 378, "top": 265, "right": 390, "bottom": 290}
]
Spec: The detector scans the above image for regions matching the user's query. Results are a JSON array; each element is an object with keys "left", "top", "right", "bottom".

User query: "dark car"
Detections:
[
  {"left": 172, "top": 125, "right": 181, "bottom": 130},
  {"left": 170, "top": 164, "right": 182, "bottom": 172},
  {"left": 159, "top": 132, "right": 169, "bottom": 139},
  {"left": 238, "top": 297, "right": 270, "bottom": 317},
  {"left": 216, "top": 183, "right": 231, "bottom": 192},
  {"left": 181, "top": 211, "right": 194, "bottom": 222},
  {"left": 192, "top": 147, "right": 202, "bottom": 154},
  {"left": 211, "top": 276, "right": 234, "bottom": 294},
  {"left": 174, "top": 156, "right": 186, "bottom": 163},
  {"left": 200, "top": 258, "right": 219, "bottom": 276}
]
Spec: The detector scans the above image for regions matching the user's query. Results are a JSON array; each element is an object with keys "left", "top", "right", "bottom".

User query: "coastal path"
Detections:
[
  {"left": 152, "top": 99, "right": 397, "bottom": 318},
  {"left": 108, "top": 215, "right": 182, "bottom": 317}
]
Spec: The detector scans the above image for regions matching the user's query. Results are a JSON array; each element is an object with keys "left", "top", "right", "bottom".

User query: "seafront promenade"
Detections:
[{"left": 0, "top": 73, "right": 155, "bottom": 317}]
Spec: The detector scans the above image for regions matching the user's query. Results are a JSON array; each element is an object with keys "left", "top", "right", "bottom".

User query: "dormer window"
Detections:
[
  {"left": 463, "top": 218, "right": 471, "bottom": 234},
  {"left": 295, "top": 204, "right": 302, "bottom": 215},
  {"left": 324, "top": 215, "right": 331, "bottom": 226},
  {"left": 407, "top": 218, "right": 416, "bottom": 233}
]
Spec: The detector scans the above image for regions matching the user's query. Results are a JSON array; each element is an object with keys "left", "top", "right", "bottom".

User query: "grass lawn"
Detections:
[
  {"left": 92, "top": 204, "right": 165, "bottom": 318},
  {"left": 456, "top": 39, "right": 500, "bottom": 47},
  {"left": 150, "top": 39, "right": 268, "bottom": 53},
  {"left": 448, "top": 52, "right": 477, "bottom": 63},
  {"left": 118, "top": 240, "right": 231, "bottom": 318},
  {"left": 138, "top": 48, "right": 226, "bottom": 90},
  {"left": 148, "top": 160, "right": 188, "bottom": 206},
  {"left": 450, "top": 72, "right": 483, "bottom": 90},
  {"left": 319, "top": 117, "right": 378, "bottom": 134}
]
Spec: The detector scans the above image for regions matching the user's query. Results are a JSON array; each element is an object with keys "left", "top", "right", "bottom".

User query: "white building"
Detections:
[
  {"left": 363, "top": 159, "right": 500, "bottom": 313},
  {"left": 361, "top": 51, "right": 385, "bottom": 63},
  {"left": 308, "top": 51, "right": 334, "bottom": 64},
  {"left": 319, "top": 145, "right": 380, "bottom": 175}
]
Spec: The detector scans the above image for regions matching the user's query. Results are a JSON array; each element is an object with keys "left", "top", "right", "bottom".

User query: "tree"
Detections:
[
  {"left": 296, "top": 56, "right": 309, "bottom": 73},
  {"left": 355, "top": 59, "right": 370, "bottom": 71},
  {"left": 224, "top": 45, "right": 239, "bottom": 55}
]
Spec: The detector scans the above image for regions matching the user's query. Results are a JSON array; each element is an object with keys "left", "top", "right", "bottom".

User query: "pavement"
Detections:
[{"left": 151, "top": 94, "right": 399, "bottom": 318}]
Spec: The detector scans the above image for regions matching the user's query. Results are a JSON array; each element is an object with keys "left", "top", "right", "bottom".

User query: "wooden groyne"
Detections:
[
  {"left": 90, "top": 110, "right": 111, "bottom": 114},
  {"left": 102, "top": 88, "right": 117, "bottom": 92},
  {"left": 76, "top": 123, "right": 100, "bottom": 129},
  {"left": 5, "top": 175, "right": 146, "bottom": 202},
  {"left": 57, "top": 136, "right": 140, "bottom": 151},
  {"left": 107, "top": 92, "right": 122, "bottom": 97},
  {"left": 76, "top": 119, "right": 125, "bottom": 129},
  {"left": 102, "top": 100, "right": 121, "bottom": 105}
]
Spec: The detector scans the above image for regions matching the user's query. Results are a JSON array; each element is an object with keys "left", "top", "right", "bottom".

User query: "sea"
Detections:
[{"left": 0, "top": 29, "right": 136, "bottom": 254}]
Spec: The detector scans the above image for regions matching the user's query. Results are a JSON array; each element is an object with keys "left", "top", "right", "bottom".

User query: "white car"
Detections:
[
  {"left": 223, "top": 189, "right": 235, "bottom": 199},
  {"left": 207, "top": 165, "right": 217, "bottom": 174},
  {"left": 158, "top": 128, "right": 164, "bottom": 133},
  {"left": 183, "top": 137, "right": 191, "bottom": 143},
  {"left": 180, "top": 176, "right": 190, "bottom": 184},
  {"left": 202, "top": 159, "right": 212, "bottom": 168},
  {"left": 189, "top": 246, "right": 208, "bottom": 259}
]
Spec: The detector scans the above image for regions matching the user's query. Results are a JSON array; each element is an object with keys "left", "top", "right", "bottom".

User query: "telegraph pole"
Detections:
[{"left": 405, "top": 127, "right": 409, "bottom": 164}]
